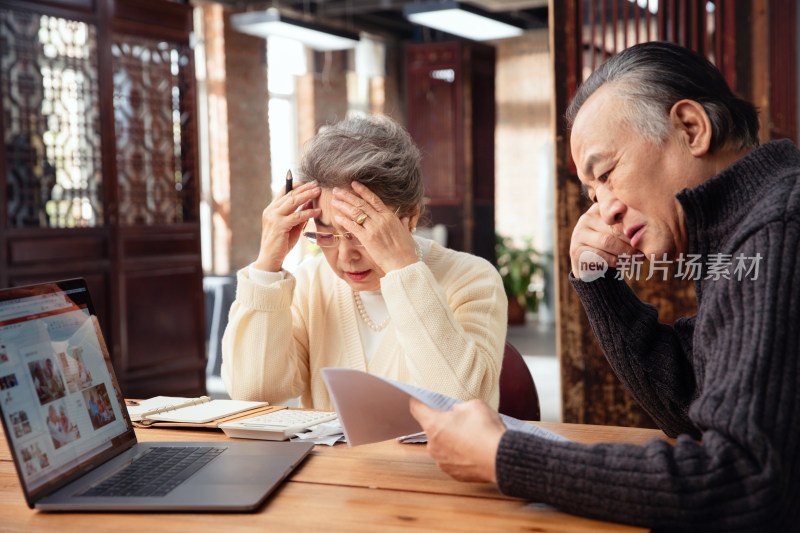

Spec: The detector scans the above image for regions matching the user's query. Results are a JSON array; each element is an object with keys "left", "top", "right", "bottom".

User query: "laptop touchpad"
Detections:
[{"left": 194, "top": 455, "right": 296, "bottom": 485}]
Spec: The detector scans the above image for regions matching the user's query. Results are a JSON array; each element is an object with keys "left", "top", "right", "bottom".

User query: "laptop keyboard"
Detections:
[{"left": 80, "top": 446, "right": 226, "bottom": 498}]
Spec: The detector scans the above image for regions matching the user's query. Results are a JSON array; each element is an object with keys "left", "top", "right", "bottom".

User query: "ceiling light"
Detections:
[
  {"left": 404, "top": 1, "right": 525, "bottom": 41},
  {"left": 231, "top": 8, "right": 360, "bottom": 51}
]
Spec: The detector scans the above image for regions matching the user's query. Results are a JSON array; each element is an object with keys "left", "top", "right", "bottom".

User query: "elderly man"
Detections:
[{"left": 410, "top": 41, "right": 800, "bottom": 531}]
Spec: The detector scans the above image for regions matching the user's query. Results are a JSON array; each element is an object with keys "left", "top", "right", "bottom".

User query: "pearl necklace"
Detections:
[{"left": 353, "top": 290, "right": 390, "bottom": 332}]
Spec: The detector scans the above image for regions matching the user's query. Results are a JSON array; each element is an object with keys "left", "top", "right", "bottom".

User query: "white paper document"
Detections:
[
  {"left": 290, "top": 419, "right": 346, "bottom": 446},
  {"left": 321, "top": 368, "right": 569, "bottom": 446}
]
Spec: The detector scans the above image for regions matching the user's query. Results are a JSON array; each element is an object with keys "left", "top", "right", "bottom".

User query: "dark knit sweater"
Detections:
[{"left": 495, "top": 140, "right": 800, "bottom": 531}]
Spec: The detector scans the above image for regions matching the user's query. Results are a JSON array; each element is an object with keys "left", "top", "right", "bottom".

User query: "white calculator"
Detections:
[{"left": 219, "top": 409, "right": 338, "bottom": 441}]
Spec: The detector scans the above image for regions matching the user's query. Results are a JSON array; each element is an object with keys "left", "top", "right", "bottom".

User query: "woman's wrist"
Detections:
[
  {"left": 253, "top": 252, "right": 283, "bottom": 273},
  {"left": 382, "top": 253, "right": 421, "bottom": 273}
]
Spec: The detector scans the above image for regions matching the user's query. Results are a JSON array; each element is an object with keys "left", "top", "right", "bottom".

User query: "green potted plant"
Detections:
[{"left": 495, "top": 233, "right": 548, "bottom": 324}]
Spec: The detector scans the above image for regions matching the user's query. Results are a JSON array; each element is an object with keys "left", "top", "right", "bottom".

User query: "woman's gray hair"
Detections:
[
  {"left": 297, "top": 114, "right": 424, "bottom": 218},
  {"left": 566, "top": 41, "right": 759, "bottom": 152}
]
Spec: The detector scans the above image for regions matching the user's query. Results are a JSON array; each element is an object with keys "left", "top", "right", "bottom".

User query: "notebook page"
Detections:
[
  {"left": 146, "top": 399, "right": 268, "bottom": 423},
  {"left": 127, "top": 396, "right": 196, "bottom": 421}
]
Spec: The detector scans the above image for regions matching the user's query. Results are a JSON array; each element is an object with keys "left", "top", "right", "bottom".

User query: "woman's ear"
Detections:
[
  {"left": 670, "top": 99, "right": 712, "bottom": 157},
  {"left": 408, "top": 207, "right": 421, "bottom": 232}
]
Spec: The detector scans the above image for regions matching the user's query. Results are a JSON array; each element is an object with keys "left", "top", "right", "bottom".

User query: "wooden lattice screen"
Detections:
[{"left": 0, "top": 0, "right": 206, "bottom": 398}]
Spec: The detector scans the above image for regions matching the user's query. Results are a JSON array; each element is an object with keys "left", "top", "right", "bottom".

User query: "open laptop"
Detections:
[{"left": 0, "top": 278, "right": 313, "bottom": 511}]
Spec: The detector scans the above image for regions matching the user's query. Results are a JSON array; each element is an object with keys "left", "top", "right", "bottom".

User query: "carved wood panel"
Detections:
[
  {"left": 112, "top": 34, "right": 198, "bottom": 226},
  {"left": 0, "top": 7, "right": 103, "bottom": 229},
  {"left": 0, "top": 0, "right": 205, "bottom": 398}
]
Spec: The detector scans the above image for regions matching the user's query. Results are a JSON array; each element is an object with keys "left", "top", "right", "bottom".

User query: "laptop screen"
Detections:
[{"left": 0, "top": 279, "right": 135, "bottom": 501}]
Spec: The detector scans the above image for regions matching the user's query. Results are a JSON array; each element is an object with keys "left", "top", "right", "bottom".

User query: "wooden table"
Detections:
[{"left": 0, "top": 421, "right": 672, "bottom": 532}]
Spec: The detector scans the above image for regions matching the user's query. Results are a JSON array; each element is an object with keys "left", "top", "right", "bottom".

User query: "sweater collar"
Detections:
[{"left": 676, "top": 139, "right": 800, "bottom": 256}]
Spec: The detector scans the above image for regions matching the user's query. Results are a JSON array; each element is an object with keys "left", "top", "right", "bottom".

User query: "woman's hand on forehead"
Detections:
[
  {"left": 252, "top": 180, "right": 321, "bottom": 272},
  {"left": 331, "top": 181, "right": 420, "bottom": 273}
]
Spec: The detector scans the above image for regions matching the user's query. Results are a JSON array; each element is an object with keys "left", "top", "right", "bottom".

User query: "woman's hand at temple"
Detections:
[
  {"left": 332, "top": 181, "right": 419, "bottom": 273},
  {"left": 253, "top": 180, "right": 321, "bottom": 272},
  {"left": 409, "top": 398, "right": 506, "bottom": 483}
]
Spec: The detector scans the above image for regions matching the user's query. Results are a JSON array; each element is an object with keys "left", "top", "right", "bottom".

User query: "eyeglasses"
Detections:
[
  {"left": 302, "top": 220, "right": 363, "bottom": 247},
  {"left": 302, "top": 206, "right": 402, "bottom": 248}
]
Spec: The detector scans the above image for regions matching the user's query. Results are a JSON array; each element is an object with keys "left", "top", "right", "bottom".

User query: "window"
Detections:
[{"left": 267, "top": 36, "right": 305, "bottom": 193}]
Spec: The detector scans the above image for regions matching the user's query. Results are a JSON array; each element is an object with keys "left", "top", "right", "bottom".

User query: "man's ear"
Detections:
[{"left": 670, "top": 99, "right": 712, "bottom": 157}]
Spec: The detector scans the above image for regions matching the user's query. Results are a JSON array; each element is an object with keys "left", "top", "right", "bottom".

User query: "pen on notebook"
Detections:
[{"left": 285, "top": 169, "right": 293, "bottom": 193}]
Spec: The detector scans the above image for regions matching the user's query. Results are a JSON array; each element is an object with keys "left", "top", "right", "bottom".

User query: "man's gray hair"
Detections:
[
  {"left": 298, "top": 114, "right": 424, "bottom": 218},
  {"left": 566, "top": 41, "right": 759, "bottom": 151}
]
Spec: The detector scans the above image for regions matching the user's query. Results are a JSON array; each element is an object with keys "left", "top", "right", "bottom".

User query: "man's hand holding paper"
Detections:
[{"left": 409, "top": 398, "right": 505, "bottom": 483}]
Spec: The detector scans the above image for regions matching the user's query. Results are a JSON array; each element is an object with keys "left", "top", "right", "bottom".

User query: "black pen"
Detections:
[{"left": 285, "top": 169, "right": 293, "bottom": 193}]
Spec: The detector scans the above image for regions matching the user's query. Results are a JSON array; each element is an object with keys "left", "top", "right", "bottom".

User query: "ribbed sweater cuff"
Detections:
[
  {"left": 235, "top": 267, "right": 295, "bottom": 311},
  {"left": 496, "top": 430, "right": 549, "bottom": 500},
  {"left": 380, "top": 260, "right": 436, "bottom": 305},
  {"left": 381, "top": 257, "right": 428, "bottom": 285},
  {"left": 569, "top": 270, "right": 657, "bottom": 340}
]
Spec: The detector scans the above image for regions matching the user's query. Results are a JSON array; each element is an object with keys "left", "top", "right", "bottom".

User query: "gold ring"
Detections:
[{"left": 355, "top": 213, "right": 368, "bottom": 225}]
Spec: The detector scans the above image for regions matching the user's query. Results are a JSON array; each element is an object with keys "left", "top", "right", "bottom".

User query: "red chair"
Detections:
[{"left": 498, "top": 341, "right": 541, "bottom": 421}]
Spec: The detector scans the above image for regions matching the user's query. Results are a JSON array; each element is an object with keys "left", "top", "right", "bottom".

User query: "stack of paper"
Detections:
[{"left": 291, "top": 419, "right": 346, "bottom": 446}]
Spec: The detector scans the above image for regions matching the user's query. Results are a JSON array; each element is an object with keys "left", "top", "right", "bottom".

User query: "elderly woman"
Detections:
[{"left": 222, "top": 115, "right": 507, "bottom": 410}]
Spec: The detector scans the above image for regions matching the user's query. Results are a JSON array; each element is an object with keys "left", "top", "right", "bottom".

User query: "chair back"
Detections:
[{"left": 498, "top": 341, "right": 541, "bottom": 421}]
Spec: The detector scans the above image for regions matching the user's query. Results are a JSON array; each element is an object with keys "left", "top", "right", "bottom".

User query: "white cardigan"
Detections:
[{"left": 221, "top": 238, "right": 508, "bottom": 410}]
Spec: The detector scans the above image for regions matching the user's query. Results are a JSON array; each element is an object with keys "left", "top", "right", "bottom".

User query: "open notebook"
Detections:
[{"left": 127, "top": 396, "right": 283, "bottom": 428}]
